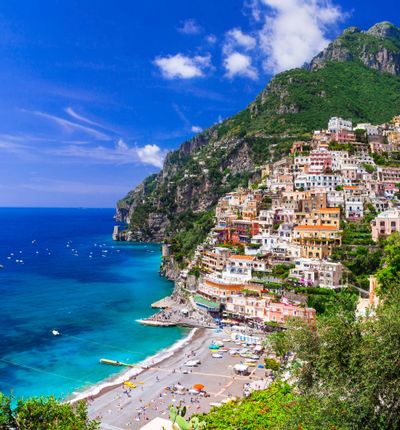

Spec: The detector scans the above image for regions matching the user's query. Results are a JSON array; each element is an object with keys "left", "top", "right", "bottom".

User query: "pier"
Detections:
[{"left": 99, "top": 358, "right": 145, "bottom": 368}]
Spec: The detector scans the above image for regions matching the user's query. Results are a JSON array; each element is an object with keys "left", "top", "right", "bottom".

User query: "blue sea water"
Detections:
[{"left": 0, "top": 208, "right": 186, "bottom": 400}]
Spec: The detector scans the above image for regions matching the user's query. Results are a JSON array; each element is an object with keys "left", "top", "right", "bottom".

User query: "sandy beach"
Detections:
[{"left": 86, "top": 327, "right": 270, "bottom": 430}]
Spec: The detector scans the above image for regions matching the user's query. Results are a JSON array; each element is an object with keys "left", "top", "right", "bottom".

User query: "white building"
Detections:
[
  {"left": 328, "top": 117, "right": 353, "bottom": 133},
  {"left": 295, "top": 174, "right": 351, "bottom": 191},
  {"left": 327, "top": 190, "right": 345, "bottom": 207},
  {"left": 289, "top": 258, "right": 344, "bottom": 288},
  {"left": 345, "top": 196, "right": 364, "bottom": 219},
  {"left": 356, "top": 123, "right": 380, "bottom": 136}
]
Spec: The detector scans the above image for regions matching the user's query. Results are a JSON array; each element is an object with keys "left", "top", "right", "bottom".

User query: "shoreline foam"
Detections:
[{"left": 69, "top": 327, "right": 198, "bottom": 403}]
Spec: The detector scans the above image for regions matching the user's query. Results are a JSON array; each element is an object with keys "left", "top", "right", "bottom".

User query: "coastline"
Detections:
[
  {"left": 86, "top": 326, "right": 270, "bottom": 429},
  {"left": 69, "top": 327, "right": 199, "bottom": 404}
]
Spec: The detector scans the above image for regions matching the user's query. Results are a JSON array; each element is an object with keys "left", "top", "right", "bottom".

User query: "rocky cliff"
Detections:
[
  {"left": 116, "top": 22, "right": 400, "bottom": 262},
  {"left": 307, "top": 22, "right": 400, "bottom": 75}
]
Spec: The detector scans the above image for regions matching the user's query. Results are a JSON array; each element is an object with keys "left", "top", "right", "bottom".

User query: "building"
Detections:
[
  {"left": 201, "top": 247, "right": 232, "bottom": 273},
  {"left": 289, "top": 258, "right": 343, "bottom": 288},
  {"left": 356, "top": 123, "right": 380, "bottom": 136},
  {"left": 293, "top": 225, "right": 342, "bottom": 259},
  {"left": 345, "top": 196, "right": 364, "bottom": 219},
  {"left": 328, "top": 117, "right": 353, "bottom": 132},
  {"left": 197, "top": 276, "right": 246, "bottom": 304},
  {"left": 377, "top": 166, "right": 400, "bottom": 183},
  {"left": 295, "top": 174, "right": 350, "bottom": 191},
  {"left": 330, "top": 129, "right": 357, "bottom": 143},
  {"left": 308, "top": 149, "right": 333, "bottom": 173},
  {"left": 224, "top": 296, "right": 316, "bottom": 324},
  {"left": 371, "top": 209, "right": 400, "bottom": 242}
]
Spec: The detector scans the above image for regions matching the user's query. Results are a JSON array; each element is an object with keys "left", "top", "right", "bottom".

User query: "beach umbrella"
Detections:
[
  {"left": 234, "top": 364, "right": 248, "bottom": 373},
  {"left": 193, "top": 384, "right": 205, "bottom": 391}
]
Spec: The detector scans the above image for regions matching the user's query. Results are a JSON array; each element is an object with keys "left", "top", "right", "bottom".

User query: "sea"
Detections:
[{"left": 0, "top": 208, "right": 187, "bottom": 400}]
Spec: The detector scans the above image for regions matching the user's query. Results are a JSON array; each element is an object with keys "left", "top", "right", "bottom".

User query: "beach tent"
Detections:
[{"left": 234, "top": 363, "right": 249, "bottom": 374}]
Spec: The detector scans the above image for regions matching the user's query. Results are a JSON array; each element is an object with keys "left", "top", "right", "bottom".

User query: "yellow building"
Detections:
[
  {"left": 387, "top": 130, "right": 400, "bottom": 148},
  {"left": 301, "top": 207, "right": 341, "bottom": 228},
  {"left": 293, "top": 225, "right": 342, "bottom": 259}
]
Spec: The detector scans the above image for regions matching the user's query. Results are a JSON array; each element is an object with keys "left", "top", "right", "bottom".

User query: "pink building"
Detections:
[
  {"left": 371, "top": 209, "right": 400, "bottom": 242},
  {"left": 308, "top": 150, "right": 333, "bottom": 173},
  {"left": 331, "top": 130, "right": 356, "bottom": 143}
]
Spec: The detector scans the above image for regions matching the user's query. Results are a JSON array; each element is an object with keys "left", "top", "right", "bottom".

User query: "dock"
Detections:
[
  {"left": 99, "top": 358, "right": 145, "bottom": 368},
  {"left": 137, "top": 319, "right": 176, "bottom": 327},
  {"left": 151, "top": 296, "right": 174, "bottom": 309}
]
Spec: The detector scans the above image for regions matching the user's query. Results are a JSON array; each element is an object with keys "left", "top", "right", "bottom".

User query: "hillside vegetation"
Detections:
[{"left": 117, "top": 22, "right": 400, "bottom": 264}]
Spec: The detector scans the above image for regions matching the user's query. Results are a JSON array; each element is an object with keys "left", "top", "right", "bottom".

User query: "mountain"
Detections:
[{"left": 116, "top": 22, "right": 400, "bottom": 263}]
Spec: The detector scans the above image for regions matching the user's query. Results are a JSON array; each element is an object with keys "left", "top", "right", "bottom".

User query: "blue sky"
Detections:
[{"left": 0, "top": 0, "right": 398, "bottom": 207}]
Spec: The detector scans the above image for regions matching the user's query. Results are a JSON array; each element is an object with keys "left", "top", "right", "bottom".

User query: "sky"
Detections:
[{"left": 0, "top": 0, "right": 398, "bottom": 207}]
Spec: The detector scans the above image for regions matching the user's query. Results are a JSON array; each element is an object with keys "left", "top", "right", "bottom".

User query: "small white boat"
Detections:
[{"left": 52, "top": 330, "right": 60, "bottom": 336}]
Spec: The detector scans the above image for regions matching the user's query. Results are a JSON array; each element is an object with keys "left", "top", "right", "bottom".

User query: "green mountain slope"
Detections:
[{"left": 116, "top": 22, "right": 400, "bottom": 264}]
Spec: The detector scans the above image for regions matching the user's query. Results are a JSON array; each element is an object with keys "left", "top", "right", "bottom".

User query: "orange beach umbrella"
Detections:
[{"left": 193, "top": 384, "right": 205, "bottom": 391}]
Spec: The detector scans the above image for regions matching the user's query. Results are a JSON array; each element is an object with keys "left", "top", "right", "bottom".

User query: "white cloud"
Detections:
[
  {"left": 191, "top": 125, "right": 203, "bottom": 133},
  {"left": 154, "top": 53, "right": 211, "bottom": 79},
  {"left": 177, "top": 19, "right": 202, "bottom": 35},
  {"left": 136, "top": 144, "right": 165, "bottom": 168},
  {"left": 48, "top": 140, "right": 166, "bottom": 168},
  {"left": 257, "top": 0, "right": 343, "bottom": 73},
  {"left": 224, "top": 52, "right": 258, "bottom": 79},
  {"left": 28, "top": 110, "right": 110, "bottom": 140},
  {"left": 226, "top": 28, "right": 257, "bottom": 50},
  {"left": 222, "top": 27, "right": 258, "bottom": 79},
  {"left": 65, "top": 107, "right": 106, "bottom": 129}
]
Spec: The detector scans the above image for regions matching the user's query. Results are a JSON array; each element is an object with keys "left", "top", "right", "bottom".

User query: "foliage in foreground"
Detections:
[{"left": 0, "top": 395, "right": 99, "bottom": 430}]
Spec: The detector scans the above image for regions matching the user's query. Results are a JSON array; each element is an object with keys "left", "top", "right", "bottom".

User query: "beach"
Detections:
[{"left": 86, "top": 328, "right": 270, "bottom": 430}]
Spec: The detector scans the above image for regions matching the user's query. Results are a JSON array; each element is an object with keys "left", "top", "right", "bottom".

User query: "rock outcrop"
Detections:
[{"left": 307, "top": 22, "right": 400, "bottom": 75}]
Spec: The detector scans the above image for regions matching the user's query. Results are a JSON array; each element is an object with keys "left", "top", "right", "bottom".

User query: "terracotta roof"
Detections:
[
  {"left": 204, "top": 279, "right": 244, "bottom": 290},
  {"left": 318, "top": 207, "right": 340, "bottom": 212},
  {"left": 229, "top": 255, "right": 256, "bottom": 261},
  {"left": 343, "top": 186, "right": 358, "bottom": 189},
  {"left": 295, "top": 225, "right": 339, "bottom": 230}
]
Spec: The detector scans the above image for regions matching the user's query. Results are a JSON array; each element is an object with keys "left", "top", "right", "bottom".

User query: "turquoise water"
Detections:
[{"left": 0, "top": 208, "right": 186, "bottom": 399}]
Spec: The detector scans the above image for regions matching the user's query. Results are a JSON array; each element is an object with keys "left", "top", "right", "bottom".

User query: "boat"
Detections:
[{"left": 52, "top": 330, "right": 60, "bottom": 336}]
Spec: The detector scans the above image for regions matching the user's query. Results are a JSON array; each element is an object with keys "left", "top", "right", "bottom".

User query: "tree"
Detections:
[
  {"left": 376, "top": 232, "right": 400, "bottom": 298},
  {"left": 0, "top": 394, "right": 99, "bottom": 430}
]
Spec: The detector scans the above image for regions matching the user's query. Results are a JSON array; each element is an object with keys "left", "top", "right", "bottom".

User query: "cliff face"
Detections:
[
  {"left": 307, "top": 22, "right": 400, "bottom": 75},
  {"left": 117, "top": 128, "right": 257, "bottom": 242},
  {"left": 116, "top": 21, "right": 400, "bottom": 254}
]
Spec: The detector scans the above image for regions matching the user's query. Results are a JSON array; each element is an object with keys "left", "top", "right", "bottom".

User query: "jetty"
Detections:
[
  {"left": 137, "top": 319, "right": 176, "bottom": 327},
  {"left": 99, "top": 358, "right": 145, "bottom": 368},
  {"left": 151, "top": 296, "right": 174, "bottom": 309}
]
